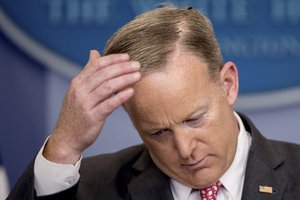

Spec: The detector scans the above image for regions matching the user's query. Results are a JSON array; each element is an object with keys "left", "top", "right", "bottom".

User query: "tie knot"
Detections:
[{"left": 199, "top": 180, "right": 222, "bottom": 200}]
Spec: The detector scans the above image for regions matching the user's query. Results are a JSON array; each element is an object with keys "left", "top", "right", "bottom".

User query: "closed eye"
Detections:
[
  {"left": 185, "top": 114, "right": 205, "bottom": 127},
  {"left": 150, "top": 129, "right": 170, "bottom": 137},
  {"left": 186, "top": 117, "right": 201, "bottom": 124}
]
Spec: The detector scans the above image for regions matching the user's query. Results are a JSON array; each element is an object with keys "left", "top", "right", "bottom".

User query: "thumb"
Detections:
[
  {"left": 87, "top": 50, "right": 101, "bottom": 66},
  {"left": 90, "top": 50, "right": 101, "bottom": 60}
]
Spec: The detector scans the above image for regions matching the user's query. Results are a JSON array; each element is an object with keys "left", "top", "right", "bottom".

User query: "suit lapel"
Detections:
[
  {"left": 240, "top": 114, "right": 289, "bottom": 200},
  {"left": 128, "top": 150, "right": 174, "bottom": 200}
]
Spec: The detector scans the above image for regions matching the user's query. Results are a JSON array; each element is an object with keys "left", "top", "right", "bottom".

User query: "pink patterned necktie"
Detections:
[{"left": 199, "top": 180, "right": 222, "bottom": 200}]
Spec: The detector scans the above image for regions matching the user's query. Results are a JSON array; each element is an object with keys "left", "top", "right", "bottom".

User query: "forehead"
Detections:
[
  {"left": 125, "top": 52, "right": 217, "bottom": 128},
  {"left": 135, "top": 51, "right": 211, "bottom": 93}
]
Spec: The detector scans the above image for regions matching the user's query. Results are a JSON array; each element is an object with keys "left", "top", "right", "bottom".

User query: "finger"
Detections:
[
  {"left": 88, "top": 72, "right": 141, "bottom": 109},
  {"left": 86, "top": 53, "right": 130, "bottom": 72},
  {"left": 92, "top": 88, "right": 135, "bottom": 120},
  {"left": 81, "top": 53, "right": 131, "bottom": 80},
  {"left": 87, "top": 61, "right": 140, "bottom": 93},
  {"left": 96, "top": 54, "right": 130, "bottom": 69}
]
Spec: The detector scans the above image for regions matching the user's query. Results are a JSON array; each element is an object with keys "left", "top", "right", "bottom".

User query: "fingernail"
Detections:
[
  {"left": 89, "top": 50, "right": 94, "bottom": 57},
  {"left": 121, "top": 53, "right": 130, "bottom": 60},
  {"left": 131, "top": 61, "right": 140, "bottom": 69},
  {"left": 90, "top": 50, "right": 100, "bottom": 58}
]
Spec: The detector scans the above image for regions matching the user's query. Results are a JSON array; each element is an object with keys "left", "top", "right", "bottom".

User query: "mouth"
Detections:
[{"left": 181, "top": 156, "right": 208, "bottom": 171}]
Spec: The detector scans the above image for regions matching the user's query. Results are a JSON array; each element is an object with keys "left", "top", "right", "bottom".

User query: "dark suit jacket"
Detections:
[{"left": 7, "top": 113, "right": 300, "bottom": 199}]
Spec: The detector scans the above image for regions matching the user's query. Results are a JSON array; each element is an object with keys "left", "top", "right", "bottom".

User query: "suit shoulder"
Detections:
[
  {"left": 270, "top": 139, "right": 300, "bottom": 156},
  {"left": 269, "top": 139, "right": 300, "bottom": 173}
]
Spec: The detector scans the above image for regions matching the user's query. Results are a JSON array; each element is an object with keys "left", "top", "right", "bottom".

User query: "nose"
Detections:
[{"left": 174, "top": 129, "right": 195, "bottom": 159}]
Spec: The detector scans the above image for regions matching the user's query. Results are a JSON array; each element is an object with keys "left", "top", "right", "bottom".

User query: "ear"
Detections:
[{"left": 219, "top": 62, "right": 239, "bottom": 106}]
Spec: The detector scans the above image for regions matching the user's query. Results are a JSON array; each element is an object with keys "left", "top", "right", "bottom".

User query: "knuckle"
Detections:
[
  {"left": 81, "top": 101, "right": 90, "bottom": 112},
  {"left": 71, "top": 86, "right": 81, "bottom": 98},
  {"left": 122, "top": 74, "right": 134, "bottom": 84},
  {"left": 116, "top": 93, "right": 127, "bottom": 102},
  {"left": 97, "top": 58, "right": 108, "bottom": 67},
  {"left": 101, "top": 102, "right": 114, "bottom": 114},
  {"left": 125, "top": 74, "right": 133, "bottom": 81},
  {"left": 69, "top": 78, "right": 86, "bottom": 97},
  {"left": 85, "top": 109, "right": 95, "bottom": 122},
  {"left": 99, "top": 69, "right": 111, "bottom": 80},
  {"left": 102, "top": 82, "right": 114, "bottom": 93},
  {"left": 70, "top": 76, "right": 82, "bottom": 89},
  {"left": 67, "top": 86, "right": 84, "bottom": 106},
  {"left": 70, "top": 78, "right": 78, "bottom": 88}
]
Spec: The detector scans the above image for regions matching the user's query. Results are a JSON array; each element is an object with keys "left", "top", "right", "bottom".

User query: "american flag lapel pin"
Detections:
[{"left": 259, "top": 186, "right": 274, "bottom": 194}]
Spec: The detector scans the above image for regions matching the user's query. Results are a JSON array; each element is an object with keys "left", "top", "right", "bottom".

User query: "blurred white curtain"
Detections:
[{"left": 0, "top": 164, "right": 9, "bottom": 200}]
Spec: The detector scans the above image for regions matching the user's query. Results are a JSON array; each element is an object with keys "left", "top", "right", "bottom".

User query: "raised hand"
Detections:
[{"left": 43, "top": 50, "right": 141, "bottom": 164}]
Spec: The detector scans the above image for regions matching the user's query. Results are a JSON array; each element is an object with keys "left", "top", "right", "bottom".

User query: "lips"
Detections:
[{"left": 182, "top": 156, "right": 208, "bottom": 171}]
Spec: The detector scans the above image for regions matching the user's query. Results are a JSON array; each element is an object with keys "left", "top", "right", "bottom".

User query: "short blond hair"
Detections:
[{"left": 104, "top": 6, "right": 223, "bottom": 79}]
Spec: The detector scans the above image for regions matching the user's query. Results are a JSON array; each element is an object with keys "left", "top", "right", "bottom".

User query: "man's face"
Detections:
[{"left": 124, "top": 51, "right": 239, "bottom": 189}]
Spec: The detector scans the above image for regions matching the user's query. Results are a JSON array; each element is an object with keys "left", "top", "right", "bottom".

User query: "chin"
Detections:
[
  {"left": 180, "top": 171, "right": 220, "bottom": 189},
  {"left": 172, "top": 174, "right": 212, "bottom": 189},
  {"left": 188, "top": 180, "right": 213, "bottom": 189}
]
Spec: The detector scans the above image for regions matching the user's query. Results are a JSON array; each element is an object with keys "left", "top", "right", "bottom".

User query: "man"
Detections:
[{"left": 8, "top": 6, "right": 300, "bottom": 200}]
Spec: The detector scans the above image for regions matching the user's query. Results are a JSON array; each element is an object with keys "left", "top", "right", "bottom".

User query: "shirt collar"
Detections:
[
  {"left": 170, "top": 112, "right": 252, "bottom": 200},
  {"left": 170, "top": 179, "right": 192, "bottom": 200}
]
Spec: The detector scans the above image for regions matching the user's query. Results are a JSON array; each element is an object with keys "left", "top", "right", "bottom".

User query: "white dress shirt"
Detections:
[{"left": 34, "top": 112, "right": 252, "bottom": 199}]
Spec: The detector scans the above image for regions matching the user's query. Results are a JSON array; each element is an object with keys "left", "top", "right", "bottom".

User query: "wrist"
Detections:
[{"left": 43, "top": 134, "right": 82, "bottom": 165}]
